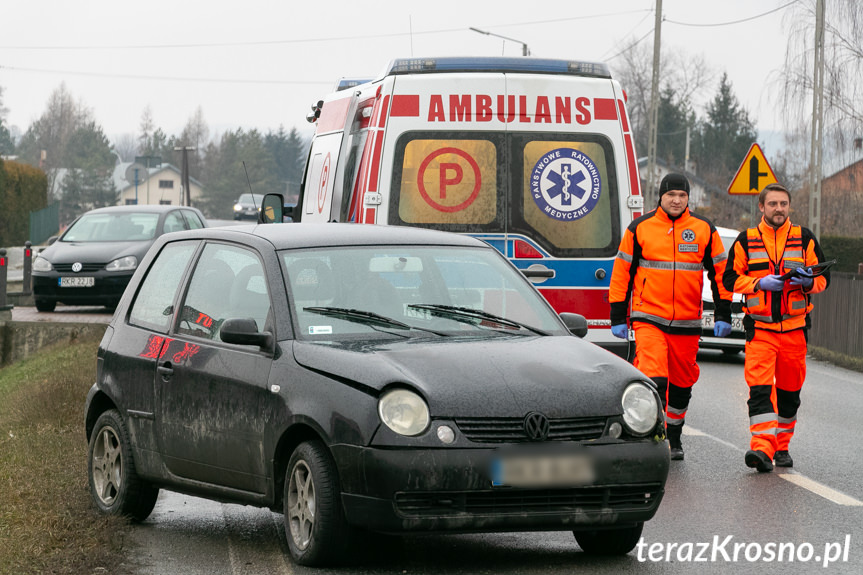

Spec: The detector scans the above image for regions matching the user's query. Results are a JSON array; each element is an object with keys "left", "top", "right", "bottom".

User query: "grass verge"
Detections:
[
  {"left": 809, "top": 345, "right": 863, "bottom": 373},
  {"left": 0, "top": 336, "right": 131, "bottom": 575}
]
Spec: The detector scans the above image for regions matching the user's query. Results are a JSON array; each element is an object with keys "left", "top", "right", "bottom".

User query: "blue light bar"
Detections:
[
  {"left": 386, "top": 57, "right": 611, "bottom": 79},
  {"left": 334, "top": 78, "right": 374, "bottom": 92}
]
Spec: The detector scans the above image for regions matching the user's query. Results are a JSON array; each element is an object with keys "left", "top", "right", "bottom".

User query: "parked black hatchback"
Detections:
[
  {"left": 85, "top": 222, "right": 669, "bottom": 566},
  {"left": 32, "top": 204, "right": 207, "bottom": 311}
]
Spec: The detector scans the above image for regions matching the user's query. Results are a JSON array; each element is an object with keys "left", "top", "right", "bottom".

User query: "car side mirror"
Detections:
[
  {"left": 559, "top": 312, "right": 589, "bottom": 338},
  {"left": 47, "top": 236, "right": 58, "bottom": 245},
  {"left": 259, "top": 193, "right": 284, "bottom": 224},
  {"left": 220, "top": 317, "right": 273, "bottom": 350}
]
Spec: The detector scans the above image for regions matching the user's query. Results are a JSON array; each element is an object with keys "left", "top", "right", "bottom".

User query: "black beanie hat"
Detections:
[{"left": 658, "top": 173, "right": 690, "bottom": 197}]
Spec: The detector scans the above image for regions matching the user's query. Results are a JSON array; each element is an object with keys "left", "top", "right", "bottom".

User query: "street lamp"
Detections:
[{"left": 469, "top": 27, "right": 530, "bottom": 56}]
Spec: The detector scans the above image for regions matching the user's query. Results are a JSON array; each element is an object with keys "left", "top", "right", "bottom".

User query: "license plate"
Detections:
[
  {"left": 492, "top": 452, "right": 594, "bottom": 487},
  {"left": 702, "top": 314, "right": 743, "bottom": 331},
  {"left": 59, "top": 276, "right": 95, "bottom": 287}
]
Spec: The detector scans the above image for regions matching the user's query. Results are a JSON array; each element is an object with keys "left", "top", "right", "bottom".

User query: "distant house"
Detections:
[
  {"left": 637, "top": 157, "right": 711, "bottom": 209},
  {"left": 112, "top": 162, "right": 204, "bottom": 206},
  {"left": 820, "top": 156, "right": 863, "bottom": 237}
]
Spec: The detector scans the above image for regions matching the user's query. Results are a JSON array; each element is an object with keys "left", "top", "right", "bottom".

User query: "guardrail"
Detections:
[{"left": 0, "top": 243, "right": 33, "bottom": 309}]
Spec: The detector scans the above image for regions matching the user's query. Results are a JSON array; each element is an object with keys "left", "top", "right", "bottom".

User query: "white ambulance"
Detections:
[{"left": 294, "top": 57, "right": 644, "bottom": 356}]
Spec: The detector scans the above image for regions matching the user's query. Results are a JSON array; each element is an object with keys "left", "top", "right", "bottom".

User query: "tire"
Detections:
[
  {"left": 35, "top": 299, "right": 56, "bottom": 312},
  {"left": 574, "top": 522, "right": 644, "bottom": 555},
  {"left": 88, "top": 409, "right": 159, "bottom": 522},
  {"left": 284, "top": 440, "right": 352, "bottom": 566},
  {"left": 722, "top": 348, "right": 742, "bottom": 355}
]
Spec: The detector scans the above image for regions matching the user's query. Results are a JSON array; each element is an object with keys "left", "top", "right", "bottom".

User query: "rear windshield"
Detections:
[{"left": 389, "top": 131, "right": 621, "bottom": 258}]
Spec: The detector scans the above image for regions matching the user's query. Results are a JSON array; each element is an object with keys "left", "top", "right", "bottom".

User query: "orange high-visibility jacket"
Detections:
[
  {"left": 609, "top": 206, "right": 733, "bottom": 335},
  {"left": 723, "top": 218, "right": 829, "bottom": 332}
]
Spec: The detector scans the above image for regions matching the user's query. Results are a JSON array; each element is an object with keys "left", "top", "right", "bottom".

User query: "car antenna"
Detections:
[{"left": 242, "top": 161, "right": 259, "bottom": 211}]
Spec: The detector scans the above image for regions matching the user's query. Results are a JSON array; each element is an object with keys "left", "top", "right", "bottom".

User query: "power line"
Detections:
[
  {"left": 0, "top": 64, "right": 333, "bottom": 86},
  {"left": 665, "top": 0, "right": 798, "bottom": 28},
  {"left": 0, "top": 9, "right": 652, "bottom": 51}
]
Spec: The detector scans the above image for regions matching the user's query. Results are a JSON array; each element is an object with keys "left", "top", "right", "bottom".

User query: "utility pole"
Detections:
[
  {"left": 645, "top": 0, "right": 663, "bottom": 207},
  {"left": 135, "top": 155, "right": 162, "bottom": 205},
  {"left": 808, "top": 0, "right": 825, "bottom": 240},
  {"left": 174, "top": 146, "right": 196, "bottom": 206}
]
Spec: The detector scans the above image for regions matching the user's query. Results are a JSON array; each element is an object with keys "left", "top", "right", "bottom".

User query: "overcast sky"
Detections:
[{"left": 1, "top": 0, "right": 799, "bottom": 154}]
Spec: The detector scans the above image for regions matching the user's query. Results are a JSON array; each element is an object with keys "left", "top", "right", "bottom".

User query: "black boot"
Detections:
[{"left": 667, "top": 425, "right": 684, "bottom": 460}]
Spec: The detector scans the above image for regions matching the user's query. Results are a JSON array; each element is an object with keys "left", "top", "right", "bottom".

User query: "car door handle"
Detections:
[
  {"left": 157, "top": 362, "right": 173, "bottom": 379},
  {"left": 520, "top": 264, "right": 555, "bottom": 281}
]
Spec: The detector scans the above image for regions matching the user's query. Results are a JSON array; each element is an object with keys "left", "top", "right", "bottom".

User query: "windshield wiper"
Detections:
[
  {"left": 406, "top": 304, "right": 549, "bottom": 336},
  {"left": 303, "top": 307, "right": 449, "bottom": 336}
]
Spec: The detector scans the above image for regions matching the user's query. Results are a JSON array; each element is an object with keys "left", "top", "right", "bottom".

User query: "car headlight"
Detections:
[
  {"left": 233, "top": 203, "right": 243, "bottom": 211},
  {"left": 378, "top": 388, "right": 430, "bottom": 436},
  {"left": 621, "top": 382, "right": 659, "bottom": 436},
  {"left": 33, "top": 256, "right": 53, "bottom": 272},
  {"left": 105, "top": 256, "right": 138, "bottom": 272}
]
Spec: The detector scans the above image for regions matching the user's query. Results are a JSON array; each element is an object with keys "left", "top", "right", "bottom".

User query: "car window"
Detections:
[
  {"left": 177, "top": 243, "right": 271, "bottom": 340},
  {"left": 129, "top": 241, "right": 198, "bottom": 332},
  {"left": 163, "top": 211, "right": 187, "bottom": 234},
  {"left": 63, "top": 212, "right": 159, "bottom": 242},
  {"left": 182, "top": 210, "right": 205, "bottom": 229}
]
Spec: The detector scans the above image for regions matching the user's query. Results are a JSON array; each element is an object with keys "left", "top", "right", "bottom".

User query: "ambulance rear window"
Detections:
[{"left": 389, "top": 131, "right": 621, "bottom": 258}]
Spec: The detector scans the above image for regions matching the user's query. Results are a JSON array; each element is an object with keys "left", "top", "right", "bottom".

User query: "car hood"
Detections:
[
  {"left": 292, "top": 336, "right": 647, "bottom": 418},
  {"left": 41, "top": 240, "right": 154, "bottom": 264}
]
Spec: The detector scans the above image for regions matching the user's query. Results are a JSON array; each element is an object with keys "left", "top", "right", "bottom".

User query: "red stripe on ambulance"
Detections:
[
  {"left": 538, "top": 288, "right": 611, "bottom": 324},
  {"left": 593, "top": 98, "right": 617, "bottom": 121},
  {"left": 391, "top": 95, "right": 420, "bottom": 117},
  {"left": 315, "top": 97, "right": 351, "bottom": 134}
]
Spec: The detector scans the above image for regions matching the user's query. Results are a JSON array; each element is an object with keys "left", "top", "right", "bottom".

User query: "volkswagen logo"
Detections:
[
  {"left": 523, "top": 412, "right": 550, "bottom": 441},
  {"left": 72, "top": 262, "right": 83, "bottom": 273}
]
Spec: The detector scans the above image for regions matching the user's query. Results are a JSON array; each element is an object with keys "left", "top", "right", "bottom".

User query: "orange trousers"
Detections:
[
  {"left": 745, "top": 329, "right": 807, "bottom": 457},
  {"left": 633, "top": 323, "right": 701, "bottom": 427}
]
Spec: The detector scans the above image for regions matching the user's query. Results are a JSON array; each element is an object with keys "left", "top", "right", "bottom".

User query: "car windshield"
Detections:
[
  {"left": 62, "top": 212, "right": 159, "bottom": 242},
  {"left": 237, "top": 194, "right": 263, "bottom": 205},
  {"left": 283, "top": 245, "right": 567, "bottom": 339}
]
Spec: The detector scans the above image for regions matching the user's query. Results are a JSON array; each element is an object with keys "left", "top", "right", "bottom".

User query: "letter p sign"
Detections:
[{"left": 439, "top": 163, "right": 463, "bottom": 199}]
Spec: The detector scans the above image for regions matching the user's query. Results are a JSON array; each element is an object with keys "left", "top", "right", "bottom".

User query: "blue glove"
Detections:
[
  {"left": 611, "top": 324, "right": 628, "bottom": 339},
  {"left": 758, "top": 274, "right": 785, "bottom": 292},
  {"left": 714, "top": 320, "right": 732, "bottom": 337},
  {"left": 789, "top": 267, "right": 814, "bottom": 290}
]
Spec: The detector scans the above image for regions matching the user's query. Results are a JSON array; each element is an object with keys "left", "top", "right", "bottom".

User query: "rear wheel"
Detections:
[
  {"left": 35, "top": 299, "right": 56, "bottom": 312},
  {"left": 574, "top": 522, "right": 644, "bottom": 555},
  {"left": 284, "top": 440, "right": 352, "bottom": 566},
  {"left": 88, "top": 409, "right": 159, "bottom": 521}
]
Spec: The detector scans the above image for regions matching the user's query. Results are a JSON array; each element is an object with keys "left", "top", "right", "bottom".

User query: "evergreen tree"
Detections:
[{"left": 693, "top": 73, "right": 758, "bottom": 179}]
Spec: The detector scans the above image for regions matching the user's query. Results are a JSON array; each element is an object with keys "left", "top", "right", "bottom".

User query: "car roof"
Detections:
[
  {"left": 178, "top": 223, "right": 489, "bottom": 250},
  {"left": 716, "top": 226, "right": 740, "bottom": 238},
  {"left": 85, "top": 204, "right": 200, "bottom": 215}
]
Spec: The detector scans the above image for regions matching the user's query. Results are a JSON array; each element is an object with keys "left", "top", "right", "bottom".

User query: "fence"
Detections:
[
  {"left": 29, "top": 204, "right": 59, "bottom": 245},
  {"left": 809, "top": 272, "right": 863, "bottom": 359}
]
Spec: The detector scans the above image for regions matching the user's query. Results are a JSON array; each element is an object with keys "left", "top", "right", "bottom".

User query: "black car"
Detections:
[
  {"left": 84, "top": 222, "right": 668, "bottom": 566},
  {"left": 32, "top": 205, "right": 207, "bottom": 311},
  {"left": 232, "top": 193, "right": 264, "bottom": 220}
]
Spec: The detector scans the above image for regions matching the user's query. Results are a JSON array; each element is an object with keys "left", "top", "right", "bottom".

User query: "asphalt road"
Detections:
[{"left": 122, "top": 350, "right": 863, "bottom": 575}]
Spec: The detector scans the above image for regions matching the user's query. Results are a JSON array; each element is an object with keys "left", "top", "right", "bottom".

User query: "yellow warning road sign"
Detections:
[{"left": 728, "top": 143, "right": 778, "bottom": 195}]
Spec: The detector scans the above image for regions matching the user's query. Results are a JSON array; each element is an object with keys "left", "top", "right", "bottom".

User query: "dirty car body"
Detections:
[{"left": 84, "top": 223, "right": 669, "bottom": 565}]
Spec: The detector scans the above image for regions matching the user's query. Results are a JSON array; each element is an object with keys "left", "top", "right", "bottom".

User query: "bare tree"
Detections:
[
  {"left": 112, "top": 133, "right": 139, "bottom": 162},
  {"left": 777, "top": 0, "right": 863, "bottom": 234}
]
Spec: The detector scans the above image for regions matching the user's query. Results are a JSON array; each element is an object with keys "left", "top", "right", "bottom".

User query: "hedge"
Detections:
[
  {"left": 820, "top": 236, "right": 863, "bottom": 274},
  {"left": 0, "top": 159, "right": 49, "bottom": 246}
]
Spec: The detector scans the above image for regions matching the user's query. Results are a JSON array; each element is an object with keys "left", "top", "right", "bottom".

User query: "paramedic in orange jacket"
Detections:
[
  {"left": 723, "top": 183, "right": 829, "bottom": 472},
  {"left": 610, "top": 173, "right": 733, "bottom": 461}
]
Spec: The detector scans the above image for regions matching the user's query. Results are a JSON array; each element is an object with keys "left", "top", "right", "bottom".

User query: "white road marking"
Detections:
[{"left": 684, "top": 425, "right": 863, "bottom": 507}]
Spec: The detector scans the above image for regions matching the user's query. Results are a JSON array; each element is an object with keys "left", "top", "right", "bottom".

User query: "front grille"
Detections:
[
  {"left": 53, "top": 263, "right": 105, "bottom": 273},
  {"left": 395, "top": 484, "right": 663, "bottom": 517},
  {"left": 455, "top": 416, "right": 607, "bottom": 443}
]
